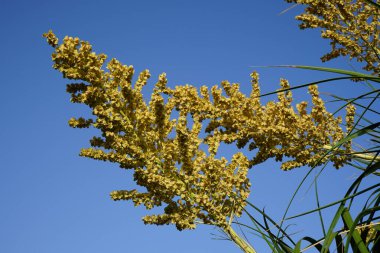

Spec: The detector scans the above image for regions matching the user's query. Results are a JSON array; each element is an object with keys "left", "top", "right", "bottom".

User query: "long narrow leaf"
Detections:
[
  {"left": 298, "top": 236, "right": 323, "bottom": 252},
  {"left": 245, "top": 201, "right": 296, "bottom": 245},
  {"left": 264, "top": 65, "right": 380, "bottom": 81},
  {"left": 286, "top": 183, "right": 380, "bottom": 220},
  {"left": 330, "top": 89, "right": 380, "bottom": 119},
  {"left": 321, "top": 206, "right": 345, "bottom": 253},
  {"left": 258, "top": 76, "right": 354, "bottom": 98},
  {"left": 315, "top": 173, "right": 326, "bottom": 238},
  {"left": 325, "top": 92, "right": 380, "bottom": 116},
  {"left": 341, "top": 208, "right": 370, "bottom": 253},
  {"left": 262, "top": 209, "right": 292, "bottom": 253},
  {"left": 277, "top": 168, "right": 314, "bottom": 238}
]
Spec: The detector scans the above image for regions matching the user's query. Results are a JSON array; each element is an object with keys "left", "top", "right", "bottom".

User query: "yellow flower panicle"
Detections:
[
  {"left": 285, "top": 0, "right": 380, "bottom": 75},
  {"left": 45, "top": 31, "right": 353, "bottom": 230}
]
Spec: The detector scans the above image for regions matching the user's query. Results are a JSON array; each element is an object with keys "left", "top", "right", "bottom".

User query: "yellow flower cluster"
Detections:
[
  {"left": 181, "top": 74, "right": 354, "bottom": 170},
  {"left": 43, "top": 31, "right": 354, "bottom": 230},
  {"left": 285, "top": 0, "right": 380, "bottom": 75}
]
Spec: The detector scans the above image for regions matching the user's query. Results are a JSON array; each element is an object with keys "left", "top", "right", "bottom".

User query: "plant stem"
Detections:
[
  {"left": 224, "top": 225, "right": 256, "bottom": 253},
  {"left": 323, "top": 145, "right": 380, "bottom": 162}
]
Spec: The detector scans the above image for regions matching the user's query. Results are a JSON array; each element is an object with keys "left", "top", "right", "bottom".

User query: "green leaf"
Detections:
[
  {"left": 258, "top": 76, "right": 353, "bottom": 98},
  {"left": 285, "top": 183, "right": 380, "bottom": 219},
  {"left": 253, "top": 65, "right": 380, "bottom": 81},
  {"left": 298, "top": 237, "right": 323, "bottom": 252},
  {"left": 341, "top": 208, "right": 370, "bottom": 253},
  {"left": 293, "top": 240, "right": 302, "bottom": 253}
]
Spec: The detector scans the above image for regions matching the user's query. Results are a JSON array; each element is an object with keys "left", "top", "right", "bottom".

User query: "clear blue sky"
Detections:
[{"left": 0, "top": 1, "right": 375, "bottom": 252}]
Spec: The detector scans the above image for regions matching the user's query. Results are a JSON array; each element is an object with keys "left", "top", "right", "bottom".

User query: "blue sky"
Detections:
[{"left": 0, "top": 1, "right": 376, "bottom": 252}]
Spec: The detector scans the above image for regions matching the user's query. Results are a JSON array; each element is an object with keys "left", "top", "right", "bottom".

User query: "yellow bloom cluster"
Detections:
[
  {"left": 285, "top": 0, "right": 380, "bottom": 75},
  {"left": 43, "top": 31, "right": 354, "bottom": 230}
]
